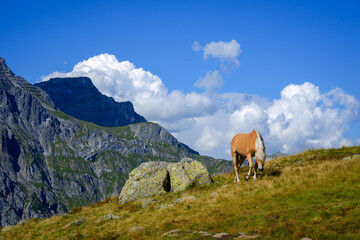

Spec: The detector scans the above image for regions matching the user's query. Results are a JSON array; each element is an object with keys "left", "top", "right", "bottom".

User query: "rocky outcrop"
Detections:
[
  {"left": 118, "top": 158, "right": 213, "bottom": 204},
  {"left": 35, "top": 77, "right": 146, "bottom": 127}
]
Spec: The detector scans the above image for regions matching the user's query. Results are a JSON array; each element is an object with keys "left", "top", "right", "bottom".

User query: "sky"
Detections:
[{"left": 1, "top": 0, "right": 360, "bottom": 159}]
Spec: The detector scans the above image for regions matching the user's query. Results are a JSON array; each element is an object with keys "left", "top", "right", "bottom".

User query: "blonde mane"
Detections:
[
  {"left": 254, "top": 130, "right": 264, "bottom": 149},
  {"left": 254, "top": 130, "right": 265, "bottom": 162}
]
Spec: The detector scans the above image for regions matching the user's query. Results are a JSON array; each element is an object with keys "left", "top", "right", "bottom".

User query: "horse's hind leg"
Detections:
[{"left": 232, "top": 152, "right": 240, "bottom": 183}]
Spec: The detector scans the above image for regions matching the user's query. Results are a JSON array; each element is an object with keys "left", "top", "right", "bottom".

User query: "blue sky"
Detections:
[{"left": 1, "top": 0, "right": 360, "bottom": 158}]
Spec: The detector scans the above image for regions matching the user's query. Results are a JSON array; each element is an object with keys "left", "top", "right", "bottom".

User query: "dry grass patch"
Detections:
[{"left": 1, "top": 146, "right": 360, "bottom": 239}]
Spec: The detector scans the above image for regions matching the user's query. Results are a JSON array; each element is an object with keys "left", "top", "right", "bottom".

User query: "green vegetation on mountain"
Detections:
[{"left": 2, "top": 146, "right": 359, "bottom": 240}]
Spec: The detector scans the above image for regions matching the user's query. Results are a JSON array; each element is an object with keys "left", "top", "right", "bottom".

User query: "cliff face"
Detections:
[
  {"left": 35, "top": 77, "right": 146, "bottom": 127},
  {"left": 0, "top": 58, "right": 232, "bottom": 227}
]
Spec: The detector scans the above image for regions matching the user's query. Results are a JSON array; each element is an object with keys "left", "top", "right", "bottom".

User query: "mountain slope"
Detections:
[
  {"left": 1, "top": 146, "right": 359, "bottom": 240},
  {"left": 35, "top": 77, "right": 146, "bottom": 127},
  {"left": 0, "top": 58, "right": 232, "bottom": 227}
]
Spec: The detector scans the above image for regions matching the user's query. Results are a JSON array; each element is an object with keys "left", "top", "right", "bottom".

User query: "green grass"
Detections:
[{"left": 1, "top": 146, "right": 360, "bottom": 240}]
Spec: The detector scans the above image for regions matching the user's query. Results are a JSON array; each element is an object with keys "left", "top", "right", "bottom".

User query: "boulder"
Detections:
[
  {"left": 118, "top": 162, "right": 170, "bottom": 204},
  {"left": 169, "top": 158, "right": 213, "bottom": 192},
  {"left": 118, "top": 158, "right": 213, "bottom": 204}
]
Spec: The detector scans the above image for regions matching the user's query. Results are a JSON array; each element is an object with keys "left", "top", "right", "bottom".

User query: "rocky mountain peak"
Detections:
[
  {"left": 0, "top": 57, "right": 15, "bottom": 78},
  {"left": 35, "top": 77, "right": 147, "bottom": 127}
]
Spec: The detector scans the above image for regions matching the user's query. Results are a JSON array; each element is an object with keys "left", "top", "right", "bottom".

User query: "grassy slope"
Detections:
[{"left": 1, "top": 146, "right": 360, "bottom": 240}]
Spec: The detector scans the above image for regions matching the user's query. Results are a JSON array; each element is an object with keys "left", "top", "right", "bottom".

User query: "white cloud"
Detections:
[
  {"left": 203, "top": 40, "right": 241, "bottom": 67},
  {"left": 203, "top": 40, "right": 241, "bottom": 61},
  {"left": 195, "top": 70, "right": 224, "bottom": 91},
  {"left": 42, "top": 53, "right": 215, "bottom": 121},
  {"left": 43, "top": 54, "right": 360, "bottom": 159},
  {"left": 193, "top": 40, "right": 242, "bottom": 70}
]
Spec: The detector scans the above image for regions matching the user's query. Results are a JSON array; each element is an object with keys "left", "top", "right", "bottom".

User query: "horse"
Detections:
[{"left": 231, "top": 130, "right": 266, "bottom": 183}]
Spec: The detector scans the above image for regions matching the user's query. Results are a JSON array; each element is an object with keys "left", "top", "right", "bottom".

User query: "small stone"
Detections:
[
  {"left": 158, "top": 203, "right": 175, "bottom": 209},
  {"left": 212, "top": 232, "right": 233, "bottom": 239},
  {"left": 99, "top": 214, "right": 121, "bottom": 220},
  {"left": 343, "top": 154, "right": 360, "bottom": 160},
  {"left": 162, "top": 229, "right": 182, "bottom": 236},
  {"left": 296, "top": 160, "right": 303, "bottom": 164},
  {"left": 129, "top": 226, "right": 145, "bottom": 233},
  {"left": 62, "top": 217, "right": 87, "bottom": 229},
  {"left": 234, "top": 235, "right": 261, "bottom": 239},
  {"left": 235, "top": 235, "right": 248, "bottom": 239},
  {"left": 141, "top": 198, "right": 157, "bottom": 208},
  {"left": 194, "top": 231, "right": 213, "bottom": 237},
  {"left": 174, "top": 197, "right": 184, "bottom": 203},
  {"left": 300, "top": 238, "right": 313, "bottom": 240},
  {"left": 174, "top": 195, "right": 197, "bottom": 203}
]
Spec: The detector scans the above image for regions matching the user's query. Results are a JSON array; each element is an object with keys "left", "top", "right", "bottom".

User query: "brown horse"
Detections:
[{"left": 231, "top": 130, "right": 266, "bottom": 183}]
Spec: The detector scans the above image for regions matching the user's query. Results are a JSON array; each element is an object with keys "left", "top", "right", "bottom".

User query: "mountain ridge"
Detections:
[{"left": 0, "top": 57, "right": 232, "bottom": 227}]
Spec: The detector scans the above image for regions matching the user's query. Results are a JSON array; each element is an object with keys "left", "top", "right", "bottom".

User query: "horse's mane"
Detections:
[{"left": 254, "top": 130, "right": 265, "bottom": 150}]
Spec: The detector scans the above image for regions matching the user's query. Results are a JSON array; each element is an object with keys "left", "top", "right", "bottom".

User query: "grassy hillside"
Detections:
[{"left": 1, "top": 146, "right": 359, "bottom": 240}]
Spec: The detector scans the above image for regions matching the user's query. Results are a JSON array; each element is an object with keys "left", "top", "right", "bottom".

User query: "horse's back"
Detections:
[{"left": 231, "top": 132, "right": 255, "bottom": 156}]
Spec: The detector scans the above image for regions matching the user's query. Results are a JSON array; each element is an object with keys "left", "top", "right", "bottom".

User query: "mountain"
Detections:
[
  {"left": 35, "top": 77, "right": 146, "bottom": 127},
  {"left": 267, "top": 151, "right": 288, "bottom": 159},
  {"left": 0, "top": 58, "right": 232, "bottom": 227}
]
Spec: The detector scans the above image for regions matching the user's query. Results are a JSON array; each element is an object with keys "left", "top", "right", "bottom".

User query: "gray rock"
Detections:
[
  {"left": 343, "top": 154, "right": 360, "bottom": 160},
  {"left": 99, "top": 214, "right": 121, "bottom": 220},
  {"left": 212, "top": 232, "right": 233, "bottom": 239},
  {"left": 118, "top": 162, "right": 170, "bottom": 204},
  {"left": 62, "top": 217, "right": 87, "bottom": 229},
  {"left": 194, "top": 231, "right": 213, "bottom": 237},
  {"left": 161, "top": 229, "right": 183, "bottom": 236},
  {"left": 158, "top": 203, "right": 175, "bottom": 209},
  {"left": 174, "top": 195, "right": 197, "bottom": 203},
  {"left": 118, "top": 159, "right": 212, "bottom": 204},
  {"left": 234, "top": 235, "right": 261, "bottom": 239}
]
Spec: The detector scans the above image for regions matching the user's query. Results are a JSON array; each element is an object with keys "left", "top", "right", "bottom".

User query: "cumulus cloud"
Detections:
[
  {"left": 195, "top": 70, "right": 224, "bottom": 91},
  {"left": 193, "top": 40, "right": 241, "bottom": 69},
  {"left": 42, "top": 53, "right": 215, "bottom": 121},
  {"left": 43, "top": 54, "right": 360, "bottom": 159}
]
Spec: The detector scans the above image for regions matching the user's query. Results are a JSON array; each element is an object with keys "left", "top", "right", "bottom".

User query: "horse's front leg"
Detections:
[
  {"left": 245, "top": 153, "right": 253, "bottom": 181},
  {"left": 253, "top": 162, "right": 258, "bottom": 180}
]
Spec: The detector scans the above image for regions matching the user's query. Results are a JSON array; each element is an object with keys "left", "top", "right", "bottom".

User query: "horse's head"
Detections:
[
  {"left": 254, "top": 130, "right": 266, "bottom": 172},
  {"left": 255, "top": 148, "right": 266, "bottom": 172}
]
